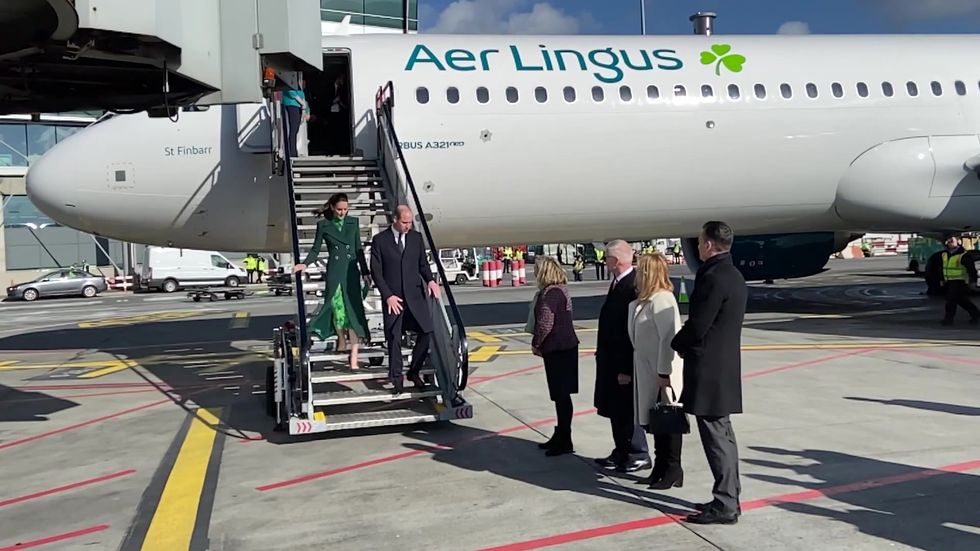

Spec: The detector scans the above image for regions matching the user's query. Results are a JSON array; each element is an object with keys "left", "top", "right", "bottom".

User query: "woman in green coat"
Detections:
[{"left": 294, "top": 193, "right": 371, "bottom": 370}]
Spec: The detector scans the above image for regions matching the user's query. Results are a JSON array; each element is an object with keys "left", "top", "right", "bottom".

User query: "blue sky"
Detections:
[{"left": 418, "top": 0, "right": 980, "bottom": 35}]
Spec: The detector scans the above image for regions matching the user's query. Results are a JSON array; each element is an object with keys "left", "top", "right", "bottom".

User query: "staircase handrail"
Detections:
[{"left": 375, "top": 81, "right": 470, "bottom": 392}]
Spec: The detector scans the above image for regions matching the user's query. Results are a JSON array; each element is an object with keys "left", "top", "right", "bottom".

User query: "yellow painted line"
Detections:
[
  {"left": 141, "top": 408, "right": 221, "bottom": 551},
  {"left": 0, "top": 360, "right": 18, "bottom": 368},
  {"left": 469, "top": 345, "right": 503, "bottom": 362},
  {"left": 466, "top": 331, "right": 502, "bottom": 343},
  {"left": 79, "top": 359, "right": 139, "bottom": 378},
  {"left": 0, "top": 359, "right": 136, "bottom": 372},
  {"left": 79, "top": 311, "right": 205, "bottom": 328},
  {"left": 230, "top": 311, "right": 250, "bottom": 329}
]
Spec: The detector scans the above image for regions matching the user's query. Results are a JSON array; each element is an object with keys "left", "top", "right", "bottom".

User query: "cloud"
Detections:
[
  {"left": 423, "top": 0, "right": 595, "bottom": 34},
  {"left": 777, "top": 21, "right": 811, "bottom": 34},
  {"left": 865, "top": 0, "right": 980, "bottom": 21}
]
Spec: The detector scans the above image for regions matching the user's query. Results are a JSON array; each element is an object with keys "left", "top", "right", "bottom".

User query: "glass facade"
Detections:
[
  {"left": 320, "top": 0, "right": 418, "bottom": 30},
  {"left": 0, "top": 122, "right": 84, "bottom": 167}
]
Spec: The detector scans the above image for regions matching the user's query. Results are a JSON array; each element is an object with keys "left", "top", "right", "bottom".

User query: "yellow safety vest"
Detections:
[
  {"left": 245, "top": 257, "right": 256, "bottom": 270},
  {"left": 942, "top": 252, "right": 968, "bottom": 282}
]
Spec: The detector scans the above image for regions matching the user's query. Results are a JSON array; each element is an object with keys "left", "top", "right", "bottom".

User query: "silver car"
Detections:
[{"left": 6, "top": 269, "right": 108, "bottom": 301}]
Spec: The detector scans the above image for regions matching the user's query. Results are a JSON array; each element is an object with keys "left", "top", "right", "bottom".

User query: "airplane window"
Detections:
[
  {"left": 754, "top": 84, "right": 766, "bottom": 99},
  {"left": 563, "top": 86, "right": 576, "bottom": 103},
  {"left": 506, "top": 87, "right": 519, "bottom": 103},
  {"left": 727, "top": 84, "right": 740, "bottom": 100},
  {"left": 931, "top": 81, "right": 942, "bottom": 96},
  {"left": 535, "top": 87, "right": 548, "bottom": 103},
  {"left": 882, "top": 82, "right": 894, "bottom": 97},
  {"left": 955, "top": 81, "right": 967, "bottom": 95},
  {"left": 906, "top": 81, "right": 918, "bottom": 97},
  {"left": 476, "top": 87, "right": 490, "bottom": 104},
  {"left": 806, "top": 83, "right": 818, "bottom": 98},
  {"left": 620, "top": 86, "right": 633, "bottom": 102},
  {"left": 857, "top": 82, "right": 869, "bottom": 98},
  {"left": 701, "top": 85, "right": 714, "bottom": 98},
  {"left": 780, "top": 83, "right": 792, "bottom": 99},
  {"left": 447, "top": 87, "right": 460, "bottom": 104},
  {"left": 674, "top": 85, "right": 686, "bottom": 97},
  {"left": 647, "top": 85, "right": 660, "bottom": 100},
  {"left": 831, "top": 83, "right": 844, "bottom": 98},
  {"left": 592, "top": 86, "right": 605, "bottom": 102},
  {"left": 416, "top": 87, "right": 429, "bottom": 104}
]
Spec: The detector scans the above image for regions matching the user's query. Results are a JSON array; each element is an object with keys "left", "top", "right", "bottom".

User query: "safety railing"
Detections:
[{"left": 375, "top": 81, "right": 470, "bottom": 398}]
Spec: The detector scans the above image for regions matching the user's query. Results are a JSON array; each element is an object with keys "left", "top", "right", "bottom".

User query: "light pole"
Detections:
[{"left": 640, "top": 0, "right": 647, "bottom": 35}]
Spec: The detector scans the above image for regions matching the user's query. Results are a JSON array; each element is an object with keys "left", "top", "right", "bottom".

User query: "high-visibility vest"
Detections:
[
  {"left": 942, "top": 252, "right": 968, "bottom": 282},
  {"left": 245, "top": 257, "right": 257, "bottom": 270},
  {"left": 257, "top": 258, "right": 267, "bottom": 272}
]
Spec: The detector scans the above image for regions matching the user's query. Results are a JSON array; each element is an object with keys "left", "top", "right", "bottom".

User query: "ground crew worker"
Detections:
[
  {"left": 503, "top": 247, "right": 513, "bottom": 274},
  {"left": 672, "top": 242, "right": 682, "bottom": 265},
  {"left": 572, "top": 255, "right": 585, "bottom": 282},
  {"left": 257, "top": 256, "right": 267, "bottom": 284},
  {"left": 594, "top": 249, "right": 607, "bottom": 280},
  {"left": 244, "top": 254, "right": 257, "bottom": 283},
  {"left": 939, "top": 235, "right": 980, "bottom": 326},
  {"left": 861, "top": 241, "right": 872, "bottom": 257}
]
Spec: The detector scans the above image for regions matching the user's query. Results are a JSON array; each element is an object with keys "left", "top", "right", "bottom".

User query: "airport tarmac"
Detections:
[{"left": 1, "top": 256, "right": 978, "bottom": 550}]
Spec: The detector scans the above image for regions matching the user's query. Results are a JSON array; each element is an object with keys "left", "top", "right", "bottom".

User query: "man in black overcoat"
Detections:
[
  {"left": 594, "top": 240, "right": 651, "bottom": 472},
  {"left": 370, "top": 205, "right": 441, "bottom": 394},
  {"left": 671, "top": 221, "right": 747, "bottom": 524}
]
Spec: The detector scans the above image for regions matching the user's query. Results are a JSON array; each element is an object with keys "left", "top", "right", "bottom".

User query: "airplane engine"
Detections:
[{"left": 680, "top": 232, "right": 844, "bottom": 282}]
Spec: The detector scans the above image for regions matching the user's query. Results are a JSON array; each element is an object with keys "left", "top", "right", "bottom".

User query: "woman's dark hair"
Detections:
[{"left": 315, "top": 193, "right": 349, "bottom": 218}]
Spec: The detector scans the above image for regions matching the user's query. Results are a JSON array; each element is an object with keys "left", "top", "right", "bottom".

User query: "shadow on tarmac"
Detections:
[
  {"left": 745, "top": 447, "right": 980, "bottom": 550},
  {"left": 845, "top": 397, "right": 980, "bottom": 417},
  {"left": 0, "top": 384, "right": 78, "bottom": 422}
]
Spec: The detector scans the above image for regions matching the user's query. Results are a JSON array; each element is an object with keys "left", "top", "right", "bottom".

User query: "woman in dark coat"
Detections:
[
  {"left": 531, "top": 256, "right": 580, "bottom": 456},
  {"left": 294, "top": 193, "right": 370, "bottom": 370}
]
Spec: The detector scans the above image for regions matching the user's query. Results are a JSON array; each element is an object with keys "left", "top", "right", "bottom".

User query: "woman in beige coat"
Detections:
[{"left": 628, "top": 253, "right": 685, "bottom": 490}]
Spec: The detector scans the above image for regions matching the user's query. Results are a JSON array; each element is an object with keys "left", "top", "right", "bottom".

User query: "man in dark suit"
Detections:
[
  {"left": 671, "top": 221, "right": 747, "bottom": 525},
  {"left": 370, "top": 205, "right": 441, "bottom": 394},
  {"left": 594, "top": 240, "right": 651, "bottom": 473}
]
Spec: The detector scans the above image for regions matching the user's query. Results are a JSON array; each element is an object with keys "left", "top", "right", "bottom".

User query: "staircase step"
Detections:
[
  {"left": 312, "top": 388, "right": 441, "bottom": 406},
  {"left": 293, "top": 186, "right": 384, "bottom": 195},
  {"left": 309, "top": 348, "right": 400, "bottom": 363},
  {"left": 293, "top": 166, "right": 379, "bottom": 176},
  {"left": 293, "top": 175, "right": 381, "bottom": 183},
  {"left": 291, "top": 156, "right": 373, "bottom": 165},
  {"left": 310, "top": 367, "right": 433, "bottom": 384},
  {"left": 313, "top": 407, "right": 440, "bottom": 431},
  {"left": 294, "top": 199, "right": 387, "bottom": 207}
]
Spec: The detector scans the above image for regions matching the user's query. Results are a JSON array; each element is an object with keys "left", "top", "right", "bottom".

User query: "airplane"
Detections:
[{"left": 24, "top": 33, "right": 980, "bottom": 282}]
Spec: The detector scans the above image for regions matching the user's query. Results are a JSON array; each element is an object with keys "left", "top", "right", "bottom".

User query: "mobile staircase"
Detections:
[{"left": 266, "top": 82, "right": 472, "bottom": 434}]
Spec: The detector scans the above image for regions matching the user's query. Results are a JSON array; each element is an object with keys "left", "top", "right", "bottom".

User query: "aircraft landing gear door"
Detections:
[{"left": 305, "top": 50, "right": 354, "bottom": 157}]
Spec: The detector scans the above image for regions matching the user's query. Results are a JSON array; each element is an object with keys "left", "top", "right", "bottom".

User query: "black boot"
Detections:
[
  {"left": 538, "top": 426, "right": 559, "bottom": 450},
  {"left": 649, "top": 433, "right": 683, "bottom": 489},
  {"left": 545, "top": 427, "right": 574, "bottom": 456},
  {"left": 648, "top": 467, "right": 684, "bottom": 489}
]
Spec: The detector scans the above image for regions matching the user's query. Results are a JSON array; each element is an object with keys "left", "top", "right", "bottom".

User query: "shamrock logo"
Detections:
[{"left": 700, "top": 44, "right": 746, "bottom": 76}]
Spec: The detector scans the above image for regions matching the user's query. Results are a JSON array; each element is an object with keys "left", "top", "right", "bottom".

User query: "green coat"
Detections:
[{"left": 303, "top": 216, "right": 370, "bottom": 340}]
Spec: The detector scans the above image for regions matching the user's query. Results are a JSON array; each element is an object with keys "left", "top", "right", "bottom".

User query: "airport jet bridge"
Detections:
[
  {"left": 266, "top": 83, "right": 473, "bottom": 434},
  {"left": 0, "top": 0, "right": 322, "bottom": 115}
]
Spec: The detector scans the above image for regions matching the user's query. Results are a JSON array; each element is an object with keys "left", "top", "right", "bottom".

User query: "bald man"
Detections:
[
  {"left": 594, "top": 240, "right": 651, "bottom": 473},
  {"left": 370, "top": 205, "right": 441, "bottom": 394}
]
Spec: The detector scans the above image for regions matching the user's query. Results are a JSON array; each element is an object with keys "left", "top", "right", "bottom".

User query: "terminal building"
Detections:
[{"left": 0, "top": 1, "right": 417, "bottom": 287}]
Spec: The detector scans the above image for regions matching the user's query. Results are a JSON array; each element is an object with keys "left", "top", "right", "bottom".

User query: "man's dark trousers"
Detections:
[{"left": 697, "top": 416, "right": 741, "bottom": 514}]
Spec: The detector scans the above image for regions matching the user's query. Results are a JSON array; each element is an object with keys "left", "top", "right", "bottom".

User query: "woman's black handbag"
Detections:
[{"left": 648, "top": 387, "right": 690, "bottom": 435}]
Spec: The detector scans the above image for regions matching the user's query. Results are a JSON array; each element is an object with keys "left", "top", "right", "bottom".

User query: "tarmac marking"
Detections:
[
  {"left": 230, "top": 311, "right": 250, "bottom": 329},
  {"left": 77, "top": 310, "right": 207, "bottom": 328},
  {"left": 478, "top": 458, "right": 980, "bottom": 551},
  {"left": 467, "top": 331, "right": 502, "bottom": 343},
  {"left": 0, "top": 469, "right": 135, "bottom": 508},
  {"left": 0, "top": 525, "right": 110, "bottom": 551},
  {"left": 139, "top": 409, "right": 223, "bottom": 551},
  {"left": 256, "top": 349, "right": 857, "bottom": 490},
  {"left": 895, "top": 348, "right": 980, "bottom": 367},
  {"left": 743, "top": 349, "right": 872, "bottom": 379},
  {"left": 0, "top": 396, "right": 176, "bottom": 452},
  {"left": 470, "top": 345, "right": 503, "bottom": 362}
]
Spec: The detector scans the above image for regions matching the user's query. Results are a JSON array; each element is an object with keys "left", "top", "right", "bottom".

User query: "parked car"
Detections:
[{"left": 6, "top": 269, "right": 108, "bottom": 301}]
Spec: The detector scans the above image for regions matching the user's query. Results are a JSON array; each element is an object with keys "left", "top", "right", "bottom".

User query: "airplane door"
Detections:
[{"left": 305, "top": 50, "right": 354, "bottom": 157}]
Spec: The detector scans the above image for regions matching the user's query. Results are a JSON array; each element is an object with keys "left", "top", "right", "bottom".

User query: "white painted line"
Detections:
[
  {"left": 252, "top": 390, "right": 265, "bottom": 395},
  {"left": 206, "top": 375, "right": 244, "bottom": 380},
  {"left": 223, "top": 386, "right": 240, "bottom": 390}
]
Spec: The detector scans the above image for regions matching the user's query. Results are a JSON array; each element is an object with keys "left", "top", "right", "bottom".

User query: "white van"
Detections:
[{"left": 141, "top": 247, "right": 247, "bottom": 293}]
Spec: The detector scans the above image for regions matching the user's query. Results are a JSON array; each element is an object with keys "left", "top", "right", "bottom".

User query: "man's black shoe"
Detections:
[
  {"left": 685, "top": 509, "right": 739, "bottom": 525},
  {"left": 694, "top": 502, "right": 741, "bottom": 516},
  {"left": 616, "top": 457, "right": 651, "bottom": 473},
  {"left": 407, "top": 371, "right": 426, "bottom": 390},
  {"left": 594, "top": 454, "right": 620, "bottom": 469}
]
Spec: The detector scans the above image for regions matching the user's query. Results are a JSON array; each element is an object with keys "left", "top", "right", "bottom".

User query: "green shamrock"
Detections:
[{"left": 700, "top": 44, "right": 746, "bottom": 76}]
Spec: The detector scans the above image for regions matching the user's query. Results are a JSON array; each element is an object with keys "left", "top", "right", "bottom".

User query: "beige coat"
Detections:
[{"left": 627, "top": 290, "right": 684, "bottom": 425}]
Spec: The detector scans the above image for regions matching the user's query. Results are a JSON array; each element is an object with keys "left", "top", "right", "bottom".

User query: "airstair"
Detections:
[{"left": 266, "top": 83, "right": 472, "bottom": 434}]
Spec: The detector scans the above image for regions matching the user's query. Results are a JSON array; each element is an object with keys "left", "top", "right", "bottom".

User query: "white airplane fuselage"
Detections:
[{"left": 25, "top": 34, "right": 980, "bottom": 253}]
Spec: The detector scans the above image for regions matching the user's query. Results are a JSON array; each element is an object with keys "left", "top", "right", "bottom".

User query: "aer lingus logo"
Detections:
[{"left": 700, "top": 44, "right": 746, "bottom": 76}]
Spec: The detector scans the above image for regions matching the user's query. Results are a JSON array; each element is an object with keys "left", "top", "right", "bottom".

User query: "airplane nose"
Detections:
[{"left": 25, "top": 145, "right": 84, "bottom": 230}]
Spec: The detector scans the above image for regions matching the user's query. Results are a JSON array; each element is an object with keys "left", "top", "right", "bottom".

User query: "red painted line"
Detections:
[
  {"left": 0, "top": 525, "right": 109, "bottom": 551},
  {"left": 13, "top": 383, "right": 171, "bottom": 391},
  {"left": 59, "top": 389, "right": 161, "bottom": 400},
  {"left": 895, "top": 349, "right": 980, "bottom": 367},
  {"left": 479, "top": 458, "right": 980, "bottom": 551},
  {"left": 0, "top": 397, "right": 173, "bottom": 452},
  {"left": 256, "top": 349, "right": 858, "bottom": 491},
  {"left": 743, "top": 349, "right": 873, "bottom": 379},
  {"left": 0, "top": 470, "right": 135, "bottom": 508}
]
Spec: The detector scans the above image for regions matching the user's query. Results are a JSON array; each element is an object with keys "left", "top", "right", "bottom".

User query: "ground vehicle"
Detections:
[
  {"left": 140, "top": 247, "right": 246, "bottom": 292},
  {"left": 6, "top": 269, "right": 107, "bottom": 301},
  {"left": 907, "top": 236, "right": 944, "bottom": 276}
]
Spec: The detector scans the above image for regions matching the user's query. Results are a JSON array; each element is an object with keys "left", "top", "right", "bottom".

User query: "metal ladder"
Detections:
[{"left": 267, "top": 90, "right": 472, "bottom": 434}]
